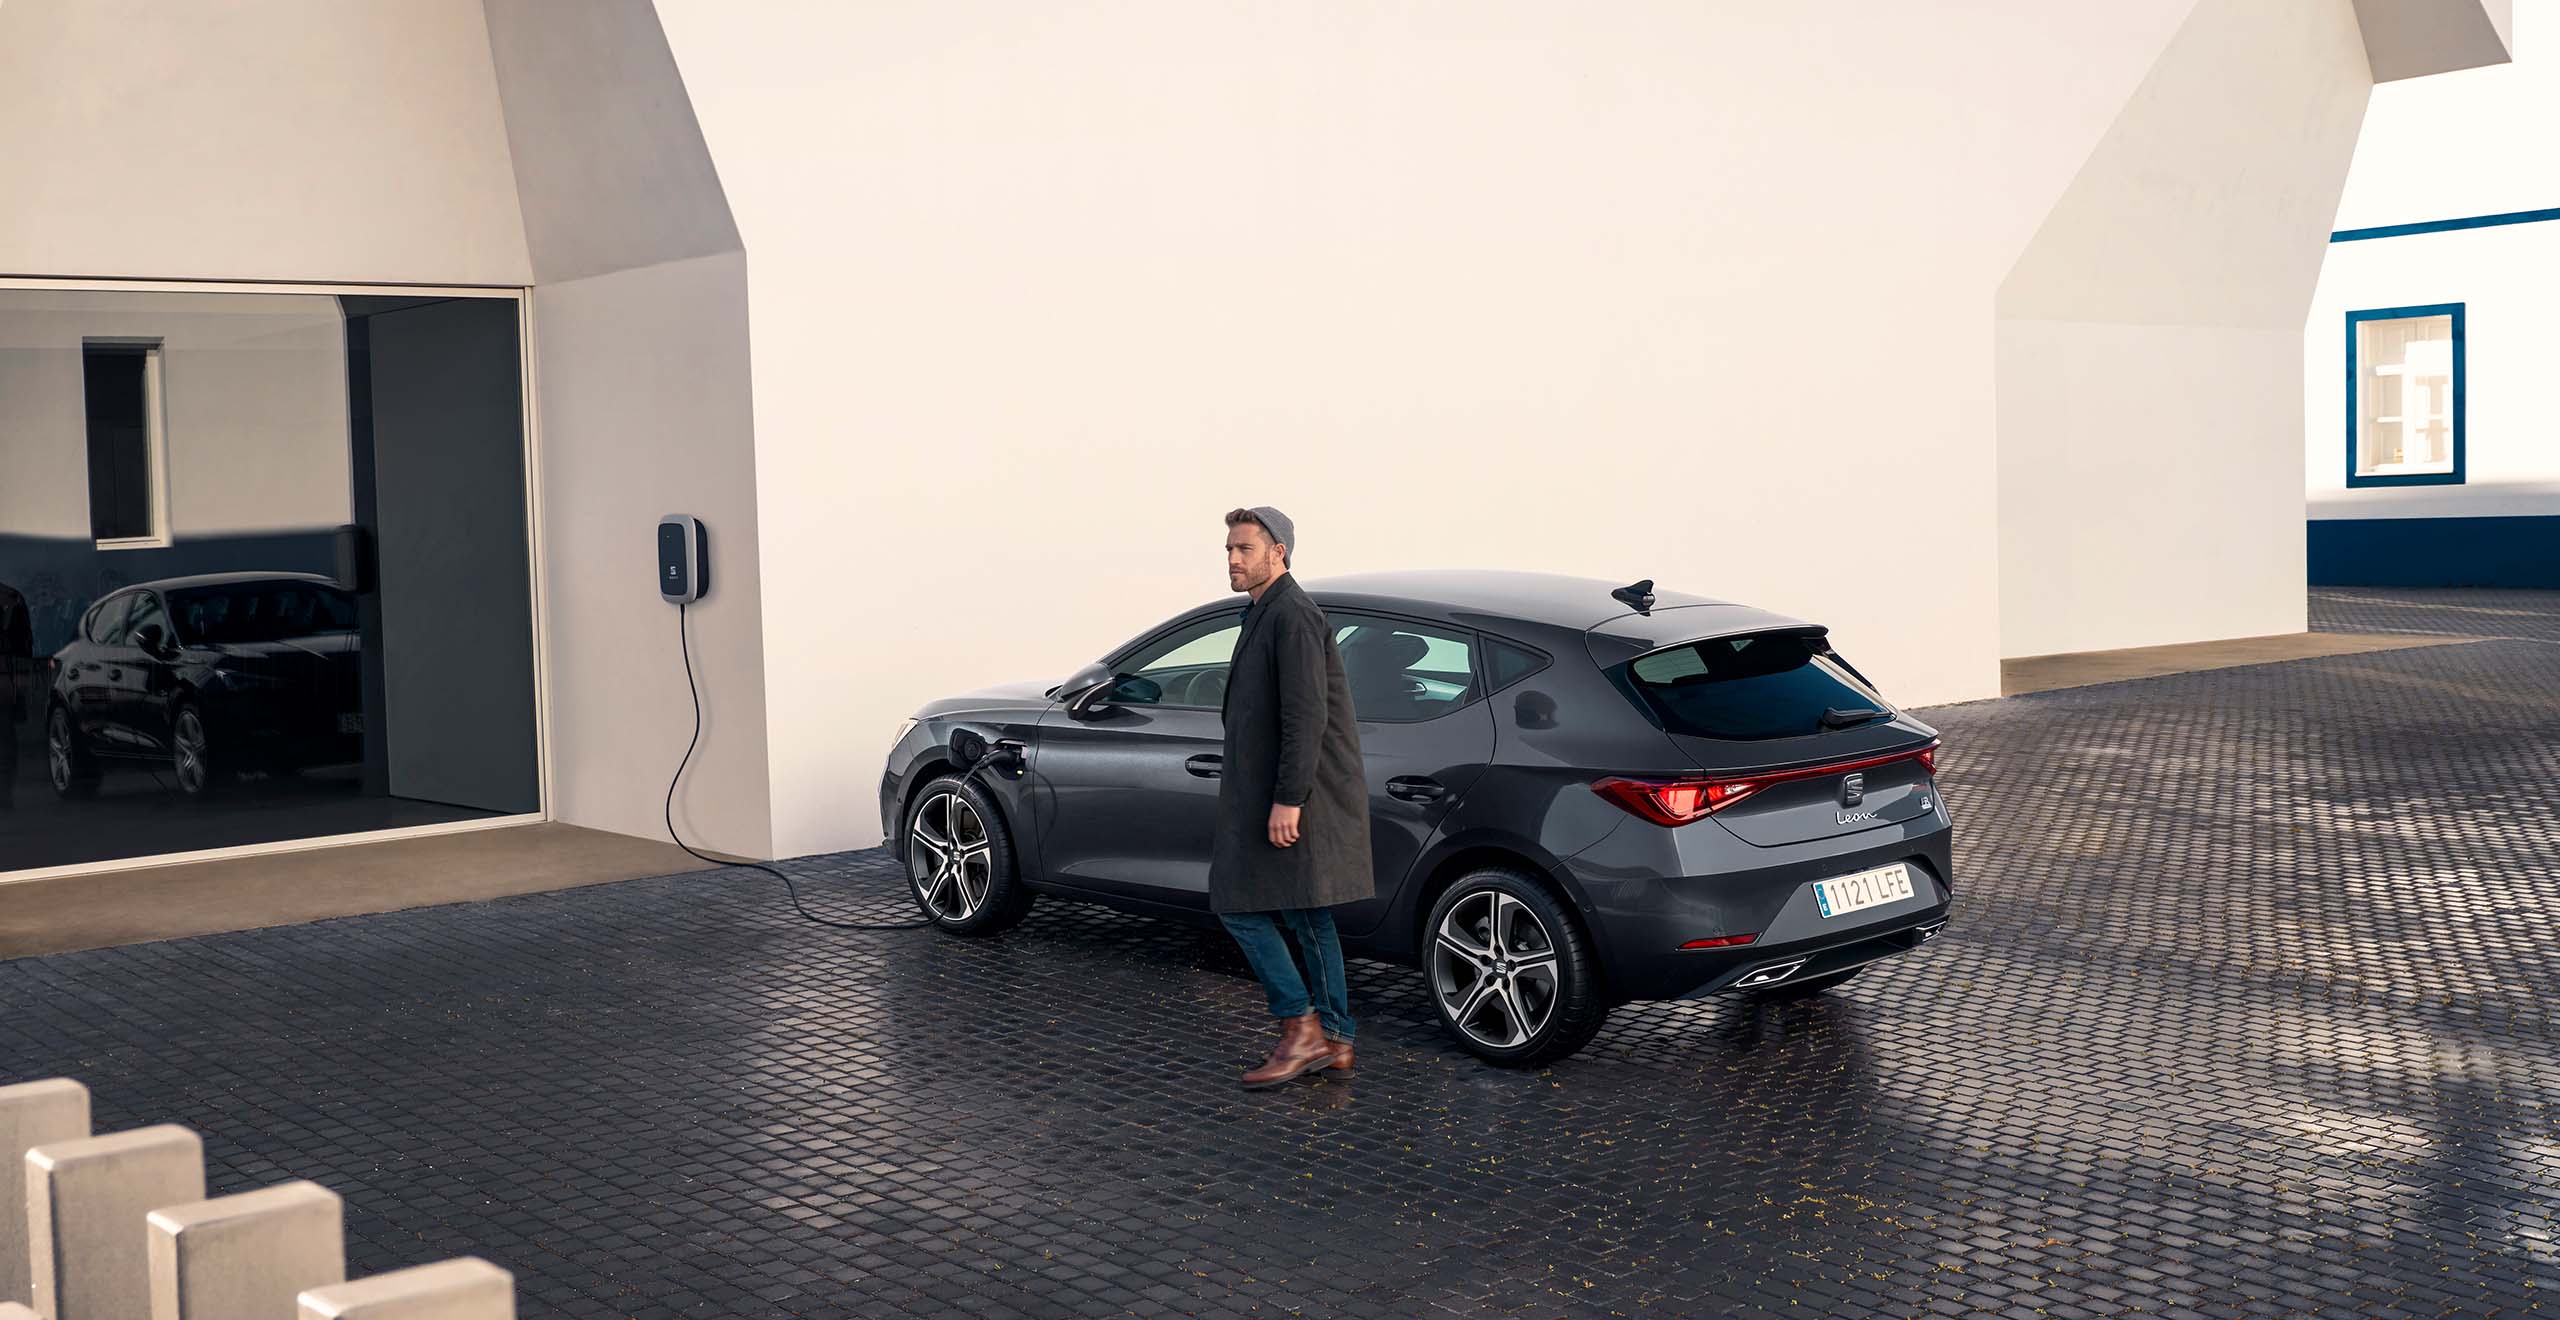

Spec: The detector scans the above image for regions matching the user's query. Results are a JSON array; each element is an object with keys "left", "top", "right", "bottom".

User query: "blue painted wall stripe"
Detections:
[
  {"left": 2332, "top": 205, "right": 2560, "bottom": 243},
  {"left": 2308, "top": 516, "right": 2560, "bottom": 589}
]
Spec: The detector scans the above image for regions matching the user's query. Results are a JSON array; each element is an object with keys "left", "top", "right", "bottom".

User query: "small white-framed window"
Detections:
[{"left": 83, "top": 337, "right": 171, "bottom": 549}]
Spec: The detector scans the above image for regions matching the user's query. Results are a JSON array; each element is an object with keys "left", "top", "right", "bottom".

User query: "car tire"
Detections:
[
  {"left": 46, "top": 704, "right": 99, "bottom": 799},
  {"left": 1742, "top": 966, "right": 1864, "bottom": 1002},
  {"left": 903, "top": 772, "right": 1034, "bottom": 935},
  {"left": 1422, "top": 867, "right": 1609, "bottom": 1068},
  {"left": 171, "top": 701, "right": 221, "bottom": 798}
]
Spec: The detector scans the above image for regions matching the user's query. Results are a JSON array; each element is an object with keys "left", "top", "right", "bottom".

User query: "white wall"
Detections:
[
  {"left": 528, "top": 253, "right": 772, "bottom": 857},
  {"left": 654, "top": 0, "right": 2287, "bottom": 855},
  {"left": 0, "top": 291, "right": 351, "bottom": 538},
  {"left": 2307, "top": 208, "right": 2560, "bottom": 523},
  {"left": 1995, "top": 0, "right": 2372, "bottom": 658},
  {"left": 480, "top": 1, "right": 769, "bottom": 858},
  {"left": 2337, "top": 0, "right": 2556, "bottom": 229},
  {"left": 0, "top": 0, "right": 527, "bottom": 286},
  {"left": 2310, "top": 0, "right": 2560, "bottom": 523}
]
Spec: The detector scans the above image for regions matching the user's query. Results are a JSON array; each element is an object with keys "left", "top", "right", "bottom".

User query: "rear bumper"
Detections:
[
  {"left": 1561, "top": 808, "right": 1955, "bottom": 1002},
  {"left": 1671, "top": 905, "right": 1948, "bottom": 998}
]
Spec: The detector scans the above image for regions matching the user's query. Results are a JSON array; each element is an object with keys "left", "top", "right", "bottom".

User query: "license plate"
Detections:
[
  {"left": 1813, "top": 862, "right": 1913, "bottom": 919},
  {"left": 338, "top": 713, "right": 364, "bottom": 734}
]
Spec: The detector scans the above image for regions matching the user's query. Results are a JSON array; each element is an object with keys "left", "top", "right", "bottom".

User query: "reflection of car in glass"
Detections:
[
  {"left": 881, "top": 570, "right": 1954, "bottom": 1067},
  {"left": 47, "top": 572, "right": 362, "bottom": 799}
]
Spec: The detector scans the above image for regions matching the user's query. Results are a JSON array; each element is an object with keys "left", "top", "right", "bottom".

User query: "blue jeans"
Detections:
[{"left": 1218, "top": 908, "right": 1355, "bottom": 1043}]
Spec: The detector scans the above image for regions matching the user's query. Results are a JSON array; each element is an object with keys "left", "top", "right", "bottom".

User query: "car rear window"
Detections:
[{"left": 1618, "top": 631, "right": 1884, "bottom": 740}]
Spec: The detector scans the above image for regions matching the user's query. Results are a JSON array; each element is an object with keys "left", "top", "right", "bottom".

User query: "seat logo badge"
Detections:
[{"left": 1840, "top": 773, "right": 1864, "bottom": 807}]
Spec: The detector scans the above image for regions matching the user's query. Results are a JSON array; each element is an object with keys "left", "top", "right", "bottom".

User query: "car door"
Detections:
[
  {"left": 63, "top": 593, "right": 133, "bottom": 746},
  {"left": 1319, "top": 611, "right": 1498, "bottom": 938},
  {"left": 1031, "top": 610, "right": 1243, "bottom": 907},
  {"left": 107, "top": 590, "right": 177, "bottom": 754}
]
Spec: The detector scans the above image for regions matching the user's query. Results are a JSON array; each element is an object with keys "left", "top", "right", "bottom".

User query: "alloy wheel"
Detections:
[
  {"left": 47, "top": 709, "right": 75, "bottom": 791},
  {"left": 174, "top": 709, "right": 209, "bottom": 795},
  {"left": 1431, "top": 889, "right": 1561, "bottom": 1050},
  {"left": 908, "top": 790, "right": 992, "bottom": 922}
]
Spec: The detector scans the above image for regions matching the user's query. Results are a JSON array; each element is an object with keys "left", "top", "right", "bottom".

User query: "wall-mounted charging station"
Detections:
[{"left": 659, "top": 514, "right": 709, "bottom": 604}]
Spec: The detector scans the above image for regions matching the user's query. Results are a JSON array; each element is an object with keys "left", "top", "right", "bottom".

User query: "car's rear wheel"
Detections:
[
  {"left": 1423, "top": 868, "right": 1608, "bottom": 1067},
  {"left": 47, "top": 705, "right": 99, "bottom": 799},
  {"left": 904, "top": 773, "right": 1033, "bottom": 935},
  {"left": 1742, "top": 966, "right": 1863, "bottom": 1002},
  {"left": 172, "top": 703, "right": 221, "bottom": 798}
]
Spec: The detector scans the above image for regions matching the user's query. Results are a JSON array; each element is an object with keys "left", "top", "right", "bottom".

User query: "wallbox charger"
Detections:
[
  {"left": 657, "top": 513, "right": 933, "bottom": 930},
  {"left": 658, "top": 514, "right": 709, "bottom": 604}
]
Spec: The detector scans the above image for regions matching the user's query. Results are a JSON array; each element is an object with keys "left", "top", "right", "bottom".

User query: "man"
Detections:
[{"left": 1210, "top": 506, "right": 1374, "bottom": 1089}]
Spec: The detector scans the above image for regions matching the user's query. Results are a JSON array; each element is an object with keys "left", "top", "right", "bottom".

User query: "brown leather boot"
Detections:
[
  {"left": 1326, "top": 1035, "right": 1355, "bottom": 1071},
  {"left": 1241, "top": 1011, "right": 1333, "bottom": 1089}
]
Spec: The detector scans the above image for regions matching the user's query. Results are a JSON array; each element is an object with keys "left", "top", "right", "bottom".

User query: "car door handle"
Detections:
[
  {"left": 1185, "top": 754, "right": 1222, "bottom": 779},
  {"left": 1387, "top": 775, "right": 1446, "bottom": 802}
]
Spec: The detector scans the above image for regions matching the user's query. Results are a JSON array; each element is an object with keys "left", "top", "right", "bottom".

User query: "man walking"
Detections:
[{"left": 1211, "top": 506, "right": 1373, "bottom": 1089}]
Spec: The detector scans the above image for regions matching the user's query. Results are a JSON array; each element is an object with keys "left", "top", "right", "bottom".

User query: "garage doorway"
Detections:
[{"left": 0, "top": 282, "right": 545, "bottom": 878}]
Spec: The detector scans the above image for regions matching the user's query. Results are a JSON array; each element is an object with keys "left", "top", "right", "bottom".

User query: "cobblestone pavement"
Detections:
[{"left": 5, "top": 592, "right": 2557, "bottom": 1318}]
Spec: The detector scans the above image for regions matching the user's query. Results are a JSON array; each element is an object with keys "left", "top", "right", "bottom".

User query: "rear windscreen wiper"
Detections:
[{"left": 1819, "top": 706, "right": 1888, "bottom": 729}]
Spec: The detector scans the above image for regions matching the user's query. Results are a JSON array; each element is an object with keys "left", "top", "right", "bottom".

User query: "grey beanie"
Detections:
[{"left": 1247, "top": 505, "right": 1295, "bottom": 567}]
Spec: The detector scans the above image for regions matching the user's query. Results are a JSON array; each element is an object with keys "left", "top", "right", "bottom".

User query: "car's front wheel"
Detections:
[
  {"left": 47, "top": 705, "right": 99, "bottom": 798},
  {"left": 1423, "top": 868, "right": 1609, "bottom": 1067},
  {"left": 904, "top": 773, "right": 1034, "bottom": 935}
]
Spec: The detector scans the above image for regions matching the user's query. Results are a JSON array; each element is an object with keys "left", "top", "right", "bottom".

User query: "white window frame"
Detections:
[{"left": 83, "top": 336, "right": 173, "bottom": 550}]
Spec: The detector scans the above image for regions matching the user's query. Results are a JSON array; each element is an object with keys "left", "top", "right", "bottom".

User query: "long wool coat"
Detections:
[{"left": 1209, "top": 572, "right": 1375, "bottom": 914}]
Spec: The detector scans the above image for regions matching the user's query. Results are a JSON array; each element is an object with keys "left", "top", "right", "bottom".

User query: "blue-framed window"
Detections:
[{"left": 2345, "top": 303, "right": 2464, "bottom": 488}]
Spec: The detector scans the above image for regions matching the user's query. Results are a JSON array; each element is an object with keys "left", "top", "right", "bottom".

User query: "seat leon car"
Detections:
[
  {"left": 48, "top": 572, "right": 363, "bottom": 799},
  {"left": 879, "top": 570, "right": 1952, "bottom": 1066}
]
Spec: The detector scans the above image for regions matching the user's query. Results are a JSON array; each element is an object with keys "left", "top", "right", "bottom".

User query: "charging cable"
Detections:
[{"left": 667, "top": 603, "right": 933, "bottom": 930}]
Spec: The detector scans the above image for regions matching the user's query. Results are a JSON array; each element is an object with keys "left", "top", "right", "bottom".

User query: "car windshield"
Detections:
[
  {"left": 168, "top": 582, "right": 358, "bottom": 645},
  {"left": 1619, "top": 631, "right": 1883, "bottom": 740}
]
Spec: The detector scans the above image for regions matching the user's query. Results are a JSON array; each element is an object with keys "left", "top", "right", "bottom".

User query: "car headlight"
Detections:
[{"left": 889, "top": 717, "right": 917, "bottom": 762}]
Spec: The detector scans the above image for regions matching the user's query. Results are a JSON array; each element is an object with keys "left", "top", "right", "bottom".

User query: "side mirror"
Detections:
[
  {"left": 128, "top": 623, "right": 171, "bottom": 656},
  {"left": 1051, "top": 660, "right": 1111, "bottom": 702},
  {"left": 1066, "top": 672, "right": 1158, "bottom": 719}
]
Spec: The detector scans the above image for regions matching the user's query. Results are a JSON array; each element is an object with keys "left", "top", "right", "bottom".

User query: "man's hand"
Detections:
[{"left": 1268, "top": 803, "right": 1303, "bottom": 848}]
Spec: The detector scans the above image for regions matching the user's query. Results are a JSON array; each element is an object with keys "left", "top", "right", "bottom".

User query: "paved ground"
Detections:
[{"left": 5, "top": 590, "right": 2557, "bottom": 1318}]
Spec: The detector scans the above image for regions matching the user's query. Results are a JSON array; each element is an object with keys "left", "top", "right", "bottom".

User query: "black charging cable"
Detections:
[{"left": 668, "top": 603, "right": 933, "bottom": 930}]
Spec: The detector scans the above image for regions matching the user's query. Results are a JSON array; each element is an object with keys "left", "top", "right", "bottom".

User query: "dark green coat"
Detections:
[{"left": 1210, "top": 572, "right": 1374, "bottom": 914}]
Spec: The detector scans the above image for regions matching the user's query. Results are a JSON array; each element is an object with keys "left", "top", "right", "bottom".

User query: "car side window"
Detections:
[
  {"left": 84, "top": 595, "right": 133, "bottom": 646},
  {"left": 1484, "top": 637, "right": 1549, "bottom": 691},
  {"left": 1119, "top": 614, "right": 1244, "bottom": 708},
  {"left": 1326, "top": 611, "right": 1480, "bottom": 723}
]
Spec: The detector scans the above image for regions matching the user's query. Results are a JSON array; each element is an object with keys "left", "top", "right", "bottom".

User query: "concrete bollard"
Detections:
[
  {"left": 147, "top": 1181, "right": 344, "bottom": 1320},
  {"left": 298, "top": 1258, "right": 514, "bottom": 1319},
  {"left": 1, "top": 1080, "right": 91, "bottom": 1308},
  {"left": 24, "top": 1126, "right": 204, "bottom": 1320},
  {"left": 1, "top": 1305, "right": 36, "bottom": 1319}
]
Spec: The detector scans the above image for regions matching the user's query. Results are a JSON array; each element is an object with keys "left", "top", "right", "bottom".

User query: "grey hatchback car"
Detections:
[{"left": 879, "top": 570, "right": 1951, "bottom": 1066}]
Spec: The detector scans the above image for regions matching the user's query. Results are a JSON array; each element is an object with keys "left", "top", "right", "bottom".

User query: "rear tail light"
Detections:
[
  {"left": 1680, "top": 933, "right": 1757, "bottom": 950},
  {"left": 1593, "top": 739, "right": 1941, "bottom": 827}
]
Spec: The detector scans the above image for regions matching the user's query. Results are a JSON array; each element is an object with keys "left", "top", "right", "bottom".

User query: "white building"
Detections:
[
  {"left": 0, "top": 0, "right": 2515, "bottom": 880},
  {"left": 2307, "top": 0, "right": 2560, "bottom": 586}
]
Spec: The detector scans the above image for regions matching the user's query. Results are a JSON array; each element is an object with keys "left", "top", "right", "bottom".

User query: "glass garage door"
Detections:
[{"left": 0, "top": 287, "right": 540, "bottom": 874}]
